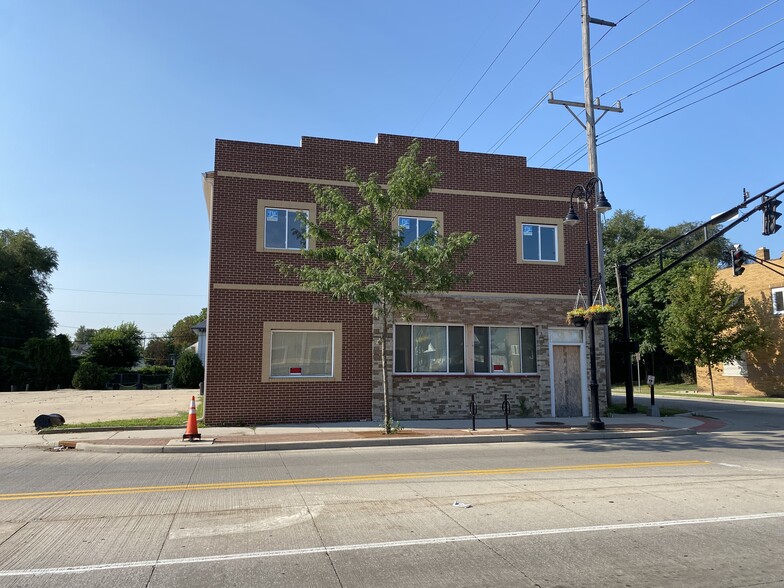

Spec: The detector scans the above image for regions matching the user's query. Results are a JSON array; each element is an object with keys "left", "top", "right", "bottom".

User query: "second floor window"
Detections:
[
  {"left": 399, "top": 216, "right": 436, "bottom": 247},
  {"left": 265, "top": 208, "right": 308, "bottom": 250},
  {"left": 522, "top": 223, "right": 557, "bottom": 262}
]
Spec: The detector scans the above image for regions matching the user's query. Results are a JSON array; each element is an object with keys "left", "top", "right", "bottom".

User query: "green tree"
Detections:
[
  {"left": 279, "top": 141, "right": 477, "bottom": 433},
  {"left": 72, "top": 361, "right": 112, "bottom": 390},
  {"left": 86, "top": 322, "right": 143, "bottom": 369},
  {"left": 73, "top": 325, "right": 97, "bottom": 345},
  {"left": 144, "top": 336, "right": 174, "bottom": 366},
  {"left": 22, "top": 335, "right": 74, "bottom": 390},
  {"left": 662, "top": 262, "right": 765, "bottom": 395},
  {"left": 172, "top": 350, "right": 204, "bottom": 388},
  {"left": 603, "top": 211, "right": 731, "bottom": 382},
  {"left": 0, "top": 229, "right": 58, "bottom": 348},
  {"left": 168, "top": 308, "right": 207, "bottom": 351}
]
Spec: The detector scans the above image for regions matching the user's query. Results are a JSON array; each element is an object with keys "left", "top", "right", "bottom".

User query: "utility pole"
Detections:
[{"left": 549, "top": 0, "right": 622, "bottom": 406}]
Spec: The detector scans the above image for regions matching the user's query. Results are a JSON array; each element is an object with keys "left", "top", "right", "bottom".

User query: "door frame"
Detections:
[{"left": 548, "top": 327, "right": 588, "bottom": 417}]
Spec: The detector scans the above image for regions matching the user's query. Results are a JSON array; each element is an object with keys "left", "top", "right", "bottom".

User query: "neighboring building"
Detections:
[
  {"left": 202, "top": 133, "right": 606, "bottom": 425},
  {"left": 696, "top": 247, "right": 784, "bottom": 396},
  {"left": 190, "top": 319, "right": 207, "bottom": 365}
]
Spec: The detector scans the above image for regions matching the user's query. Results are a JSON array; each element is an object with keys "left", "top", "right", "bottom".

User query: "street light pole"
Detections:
[{"left": 565, "top": 178, "right": 611, "bottom": 431}]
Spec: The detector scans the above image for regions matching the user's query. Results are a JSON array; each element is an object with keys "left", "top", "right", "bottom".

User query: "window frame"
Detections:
[
  {"left": 396, "top": 209, "right": 444, "bottom": 248},
  {"left": 515, "top": 216, "right": 565, "bottom": 265},
  {"left": 257, "top": 199, "right": 317, "bottom": 253},
  {"left": 473, "top": 325, "right": 538, "bottom": 375},
  {"left": 393, "top": 323, "right": 465, "bottom": 375},
  {"left": 262, "top": 322, "right": 342, "bottom": 382},
  {"left": 773, "top": 287, "right": 784, "bottom": 315}
]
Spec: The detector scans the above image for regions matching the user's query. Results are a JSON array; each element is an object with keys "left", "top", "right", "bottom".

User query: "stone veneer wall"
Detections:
[{"left": 372, "top": 294, "right": 607, "bottom": 420}]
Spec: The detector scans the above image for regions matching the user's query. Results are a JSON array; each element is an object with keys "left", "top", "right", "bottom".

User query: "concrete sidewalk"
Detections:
[{"left": 20, "top": 414, "right": 716, "bottom": 453}]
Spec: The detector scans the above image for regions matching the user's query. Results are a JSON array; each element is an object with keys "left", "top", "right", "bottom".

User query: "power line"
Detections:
[
  {"left": 599, "top": 2, "right": 784, "bottom": 100},
  {"left": 550, "top": 0, "right": 698, "bottom": 94},
  {"left": 434, "top": 0, "right": 543, "bottom": 138},
  {"left": 53, "top": 287, "right": 205, "bottom": 297},
  {"left": 54, "top": 309, "right": 188, "bottom": 316},
  {"left": 601, "top": 42, "right": 784, "bottom": 142},
  {"left": 555, "top": 57, "right": 784, "bottom": 169},
  {"left": 486, "top": 0, "right": 649, "bottom": 154},
  {"left": 456, "top": 1, "right": 576, "bottom": 141},
  {"left": 597, "top": 60, "right": 784, "bottom": 148}
]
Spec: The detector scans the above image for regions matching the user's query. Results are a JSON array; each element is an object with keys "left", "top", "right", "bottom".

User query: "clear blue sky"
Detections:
[{"left": 2, "top": 0, "right": 782, "bottom": 339}]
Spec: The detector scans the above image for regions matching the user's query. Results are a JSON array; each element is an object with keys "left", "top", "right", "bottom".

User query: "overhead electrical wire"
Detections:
[
  {"left": 552, "top": 41, "right": 784, "bottom": 169},
  {"left": 456, "top": 1, "right": 577, "bottom": 141},
  {"left": 598, "top": 60, "right": 784, "bottom": 147},
  {"left": 549, "top": 0, "right": 698, "bottom": 95},
  {"left": 598, "top": 2, "right": 784, "bottom": 100},
  {"left": 434, "top": 0, "right": 543, "bottom": 138},
  {"left": 486, "top": 0, "right": 651, "bottom": 153},
  {"left": 53, "top": 287, "right": 205, "bottom": 297}
]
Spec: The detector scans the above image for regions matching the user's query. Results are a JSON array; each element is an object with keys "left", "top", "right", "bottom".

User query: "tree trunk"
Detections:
[
  {"left": 708, "top": 363, "right": 715, "bottom": 396},
  {"left": 380, "top": 312, "right": 391, "bottom": 434}
]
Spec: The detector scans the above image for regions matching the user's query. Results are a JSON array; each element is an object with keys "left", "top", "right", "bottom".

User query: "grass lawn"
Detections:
[
  {"left": 611, "top": 385, "right": 784, "bottom": 403},
  {"left": 49, "top": 397, "right": 205, "bottom": 429}
]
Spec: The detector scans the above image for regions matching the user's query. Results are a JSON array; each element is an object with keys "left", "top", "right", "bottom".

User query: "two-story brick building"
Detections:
[
  {"left": 201, "top": 133, "right": 607, "bottom": 425},
  {"left": 696, "top": 247, "right": 784, "bottom": 396}
]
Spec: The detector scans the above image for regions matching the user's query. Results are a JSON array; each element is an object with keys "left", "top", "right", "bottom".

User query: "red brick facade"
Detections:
[{"left": 204, "top": 134, "right": 602, "bottom": 425}]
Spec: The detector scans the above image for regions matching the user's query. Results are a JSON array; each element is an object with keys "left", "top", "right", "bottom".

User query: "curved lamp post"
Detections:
[{"left": 564, "top": 177, "right": 611, "bottom": 431}]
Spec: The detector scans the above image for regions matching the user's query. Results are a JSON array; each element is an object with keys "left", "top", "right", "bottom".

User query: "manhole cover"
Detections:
[{"left": 535, "top": 421, "right": 565, "bottom": 426}]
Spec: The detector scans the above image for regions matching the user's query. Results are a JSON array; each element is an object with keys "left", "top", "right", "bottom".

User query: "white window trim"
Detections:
[
  {"left": 516, "top": 216, "right": 565, "bottom": 266},
  {"left": 257, "top": 199, "right": 317, "bottom": 253},
  {"left": 473, "top": 325, "right": 538, "bottom": 375},
  {"left": 772, "top": 287, "right": 784, "bottom": 315},
  {"left": 262, "top": 322, "right": 341, "bottom": 382},
  {"left": 393, "top": 323, "right": 466, "bottom": 375}
]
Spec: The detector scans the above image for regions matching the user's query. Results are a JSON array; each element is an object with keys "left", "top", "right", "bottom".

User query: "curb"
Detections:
[{"left": 71, "top": 427, "right": 696, "bottom": 454}]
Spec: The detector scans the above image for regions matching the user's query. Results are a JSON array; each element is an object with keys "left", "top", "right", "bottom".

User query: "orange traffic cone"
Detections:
[{"left": 183, "top": 395, "right": 201, "bottom": 441}]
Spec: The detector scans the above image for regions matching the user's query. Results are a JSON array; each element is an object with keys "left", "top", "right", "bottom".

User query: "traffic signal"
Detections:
[
  {"left": 731, "top": 246, "right": 745, "bottom": 276},
  {"left": 762, "top": 198, "right": 781, "bottom": 236}
]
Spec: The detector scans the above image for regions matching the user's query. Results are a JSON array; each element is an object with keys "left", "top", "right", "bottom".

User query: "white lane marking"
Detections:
[
  {"left": 2, "top": 512, "right": 783, "bottom": 577},
  {"left": 169, "top": 506, "right": 321, "bottom": 539},
  {"left": 716, "top": 462, "right": 766, "bottom": 472}
]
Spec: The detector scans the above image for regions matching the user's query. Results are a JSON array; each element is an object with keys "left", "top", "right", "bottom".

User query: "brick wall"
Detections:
[{"left": 206, "top": 133, "right": 603, "bottom": 424}]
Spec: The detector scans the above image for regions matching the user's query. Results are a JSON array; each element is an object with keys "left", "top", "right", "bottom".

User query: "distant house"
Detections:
[
  {"left": 697, "top": 247, "right": 784, "bottom": 396},
  {"left": 190, "top": 320, "right": 206, "bottom": 365},
  {"left": 202, "top": 133, "right": 605, "bottom": 426}
]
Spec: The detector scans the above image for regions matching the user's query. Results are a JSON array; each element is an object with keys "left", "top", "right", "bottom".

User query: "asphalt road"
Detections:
[
  {"left": 616, "top": 391, "right": 784, "bottom": 431},
  {"left": 0, "top": 408, "right": 783, "bottom": 587}
]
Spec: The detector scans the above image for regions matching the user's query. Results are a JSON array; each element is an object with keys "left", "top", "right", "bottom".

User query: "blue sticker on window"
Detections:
[
  {"left": 399, "top": 218, "right": 411, "bottom": 230},
  {"left": 266, "top": 209, "right": 279, "bottom": 222},
  {"left": 522, "top": 225, "right": 533, "bottom": 236}
]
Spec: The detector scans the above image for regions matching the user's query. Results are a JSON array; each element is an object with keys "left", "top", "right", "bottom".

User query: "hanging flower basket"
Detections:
[
  {"left": 566, "top": 308, "right": 588, "bottom": 326},
  {"left": 586, "top": 304, "right": 615, "bottom": 325}
]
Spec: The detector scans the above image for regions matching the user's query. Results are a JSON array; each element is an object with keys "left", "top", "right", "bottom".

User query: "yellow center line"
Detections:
[{"left": 0, "top": 460, "right": 709, "bottom": 501}]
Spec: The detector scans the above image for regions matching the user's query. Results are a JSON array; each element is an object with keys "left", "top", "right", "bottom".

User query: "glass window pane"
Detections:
[
  {"left": 394, "top": 325, "right": 412, "bottom": 372},
  {"left": 448, "top": 326, "right": 465, "bottom": 372},
  {"left": 270, "top": 331, "right": 333, "bottom": 377},
  {"left": 473, "top": 327, "right": 489, "bottom": 373},
  {"left": 522, "top": 224, "right": 540, "bottom": 260},
  {"left": 540, "top": 226, "right": 556, "bottom": 261},
  {"left": 399, "top": 217, "right": 417, "bottom": 247},
  {"left": 491, "top": 327, "right": 521, "bottom": 373},
  {"left": 521, "top": 328, "right": 537, "bottom": 373},
  {"left": 418, "top": 219, "right": 435, "bottom": 241},
  {"left": 413, "top": 325, "right": 447, "bottom": 372},
  {"left": 288, "top": 210, "right": 307, "bottom": 249},
  {"left": 265, "top": 208, "right": 287, "bottom": 249}
]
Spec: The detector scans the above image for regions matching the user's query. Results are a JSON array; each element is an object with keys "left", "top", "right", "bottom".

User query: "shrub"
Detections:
[
  {"left": 72, "top": 361, "right": 112, "bottom": 390},
  {"left": 172, "top": 351, "right": 203, "bottom": 388},
  {"left": 136, "top": 365, "right": 173, "bottom": 376}
]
